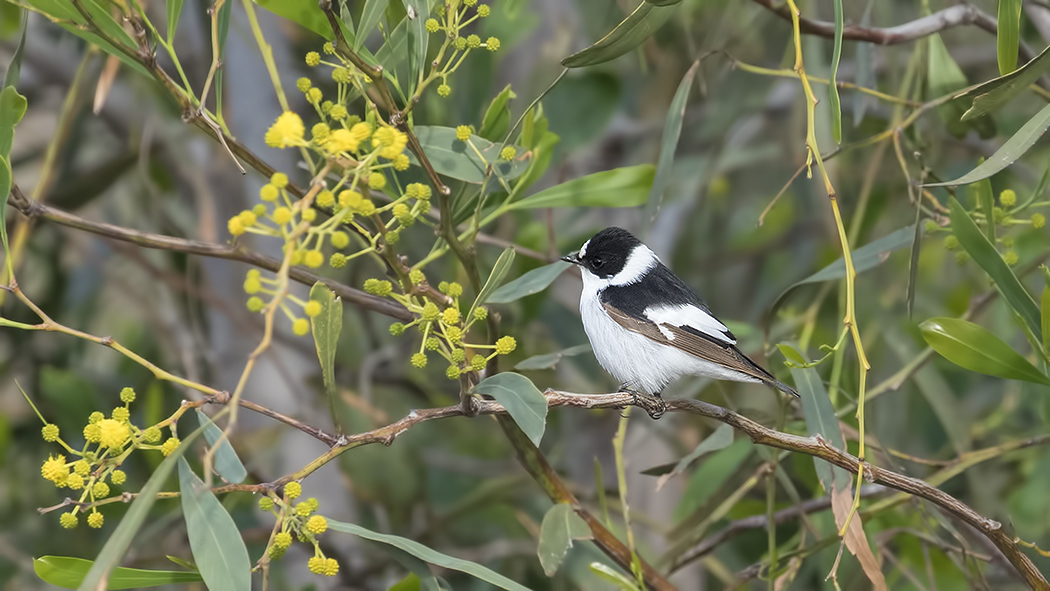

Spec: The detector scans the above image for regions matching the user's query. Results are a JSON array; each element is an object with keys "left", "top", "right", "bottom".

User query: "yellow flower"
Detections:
[
  {"left": 425, "top": 18, "right": 439, "bottom": 33},
  {"left": 285, "top": 481, "right": 302, "bottom": 499},
  {"left": 1033, "top": 213, "right": 1046, "bottom": 229},
  {"left": 92, "top": 481, "right": 110, "bottom": 498},
  {"left": 323, "top": 558, "right": 339, "bottom": 576},
  {"left": 83, "top": 423, "right": 101, "bottom": 443},
  {"left": 455, "top": 125, "right": 471, "bottom": 141},
  {"left": 331, "top": 231, "right": 350, "bottom": 249},
  {"left": 330, "top": 253, "right": 347, "bottom": 268},
  {"left": 308, "top": 556, "right": 325, "bottom": 574},
  {"left": 41, "top": 455, "right": 68, "bottom": 484},
  {"left": 161, "top": 437, "right": 180, "bottom": 456},
  {"left": 324, "top": 129, "right": 360, "bottom": 154},
  {"left": 393, "top": 153, "right": 410, "bottom": 170},
  {"left": 1000, "top": 189, "right": 1017, "bottom": 207},
  {"left": 304, "top": 250, "right": 324, "bottom": 268},
  {"left": 42, "top": 423, "right": 59, "bottom": 442},
  {"left": 330, "top": 104, "right": 348, "bottom": 120},
  {"left": 373, "top": 127, "right": 408, "bottom": 159},
  {"left": 111, "top": 469, "right": 127, "bottom": 484},
  {"left": 411, "top": 353, "right": 427, "bottom": 368},
  {"left": 368, "top": 172, "right": 387, "bottom": 190},
  {"left": 87, "top": 512, "right": 104, "bottom": 528},
  {"left": 305, "top": 301, "right": 323, "bottom": 317},
  {"left": 260, "top": 184, "right": 279, "bottom": 201},
  {"left": 272, "top": 207, "right": 292, "bottom": 225},
  {"left": 98, "top": 419, "right": 130, "bottom": 449},
  {"left": 356, "top": 199, "right": 376, "bottom": 216},
  {"left": 238, "top": 211, "right": 257, "bottom": 227},
  {"left": 486, "top": 37, "right": 500, "bottom": 51},
  {"left": 312, "top": 123, "right": 331, "bottom": 141},
  {"left": 446, "top": 365, "right": 461, "bottom": 379},
  {"left": 60, "top": 512, "right": 78, "bottom": 529},
  {"left": 271, "top": 172, "right": 289, "bottom": 188},
  {"left": 305, "top": 51, "right": 321, "bottom": 66},
  {"left": 316, "top": 190, "right": 335, "bottom": 207},
  {"left": 499, "top": 146, "right": 516, "bottom": 161},
  {"left": 437, "top": 83, "right": 451, "bottom": 97},
  {"left": 227, "top": 217, "right": 246, "bottom": 236},
  {"left": 338, "top": 190, "right": 363, "bottom": 209},
  {"left": 495, "top": 336, "right": 516, "bottom": 355},
  {"left": 73, "top": 459, "right": 91, "bottom": 476},
  {"left": 442, "top": 307, "right": 461, "bottom": 325},
  {"left": 65, "top": 473, "right": 84, "bottom": 490},
  {"left": 477, "top": 4, "right": 490, "bottom": 16},
  {"left": 264, "top": 112, "right": 306, "bottom": 149},
  {"left": 293, "top": 318, "right": 310, "bottom": 336},
  {"left": 306, "top": 515, "right": 328, "bottom": 534}
]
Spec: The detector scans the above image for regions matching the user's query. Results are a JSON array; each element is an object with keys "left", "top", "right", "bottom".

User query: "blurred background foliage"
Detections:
[{"left": 2, "top": 0, "right": 1050, "bottom": 589}]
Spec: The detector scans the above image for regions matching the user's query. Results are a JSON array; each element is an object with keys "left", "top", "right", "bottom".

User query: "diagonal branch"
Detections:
[{"left": 6, "top": 184, "right": 412, "bottom": 322}]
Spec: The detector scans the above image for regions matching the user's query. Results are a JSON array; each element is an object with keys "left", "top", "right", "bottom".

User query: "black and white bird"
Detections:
[{"left": 562, "top": 227, "right": 797, "bottom": 416}]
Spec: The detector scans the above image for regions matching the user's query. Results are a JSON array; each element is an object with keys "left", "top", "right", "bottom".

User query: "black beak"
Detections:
[{"left": 561, "top": 251, "right": 581, "bottom": 265}]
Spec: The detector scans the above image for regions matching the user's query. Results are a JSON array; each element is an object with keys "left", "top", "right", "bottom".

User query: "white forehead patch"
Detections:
[
  {"left": 608, "top": 244, "right": 658, "bottom": 286},
  {"left": 579, "top": 239, "right": 591, "bottom": 258}
]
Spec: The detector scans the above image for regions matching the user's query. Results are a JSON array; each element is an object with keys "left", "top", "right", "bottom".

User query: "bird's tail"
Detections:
[{"left": 770, "top": 379, "right": 799, "bottom": 398}]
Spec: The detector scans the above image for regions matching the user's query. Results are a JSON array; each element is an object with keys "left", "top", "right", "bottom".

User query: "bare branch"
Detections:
[{"left": 6, "top": 184, "right": 413, "bottom": 322}]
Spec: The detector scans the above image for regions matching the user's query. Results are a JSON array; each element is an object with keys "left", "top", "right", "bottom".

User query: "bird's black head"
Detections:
[{"left": 561, "top": 227, "right": 642, "bottom": 279}]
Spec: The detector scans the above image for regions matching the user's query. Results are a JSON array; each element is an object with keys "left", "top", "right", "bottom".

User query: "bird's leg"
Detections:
[
  {"left": 617, "top": 383, "right": 665, "bottom": 420},
  {"left": 646, "top": 392, "right": 667, "bottom": 420}
]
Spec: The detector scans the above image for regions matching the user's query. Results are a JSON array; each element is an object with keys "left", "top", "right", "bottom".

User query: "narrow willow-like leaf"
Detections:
[
  {"left": 255, "top": 0, "right": 333, "bottom": 39},
  {"left": 644, "top": 60, "right": 698, "bottom": 229},
  {"left": 789, "top": 365, "right": 851, "bottom": 493},
  {"left": 487, "top": 261, "right": 570, "bottom": 304},
  {"left": 479, "top": 84, "right": 515, "bottom": 141},
  {"left": 972, "top": 172, "right": 995, "bottom": 243},
  {"left": 852, "top": 0, "right": 875, "bottom": 126},
  {"left": 1042, "top": 287, "right": 1050, "bottom": 354},
  {"left": 178, "top": 459, "right": 251, "bottom": 591},
  {"left": 654, "top": 423, "right": 732, "bottom": 490},
  {"left": 214, "top": 0, "right": 232, "bottom": 115},
  {"left": 561, "top": 2, "right": 675, "bottom": 68},
  {"left": 997, "top": 0, "right": 1022, "bottom": 75},
  {"left": 959, "top": 44, "right": 1050, "bottom": 121},
  {"left": 926, "top": 102, "right": 1050, "bottom": 187},
  {"left": 920, "top": 317, "right": 1050, "bottom": 385},
  {"left": 327, "top": 520, "right": 531, "bottom": 591},
  {"left": 78, "top": 426, "right": 206, "bottom": 591},
  {"left": 515, "top": 344, "right": 591, "bottom": 371},
  {"left": 470, "top": 248, "right": 515, "bottom": 315},
  {"left": 948, "top": 197, "right": 1042, "bottom": 340},
  {"left": 195, "top": 409, "right": 247, "bottom": 484},
  {"left": 473, "top": 372, "right": 547, "bottom": 446},
  {"left": 537, "top": 503, "right": 592, "bottom": 575},
  {"left": 404, "top": 0, "right": 429, "bottom": 90},
  {"left": 355, "top": 0, "right": 388, "bottom": 50},
  {"left": 510, "top": 165, "right": 655, "bottom": 209},
  {"left": 588, "top": 563, "right": 641, "bottom": 591},
  {"left": 309, "top": 282, "right": 343, "bottom": 430},
  {"left": 35, "top": 556, "right": 202, "bottom": 589},
  {"left": 166, "top": 0, "right": 183, "bottom": 41},
  {"left": 828, "top": 0, "right": 844, "bottom": 143}
]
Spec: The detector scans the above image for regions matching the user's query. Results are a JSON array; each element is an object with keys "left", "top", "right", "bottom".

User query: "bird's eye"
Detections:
[{"left": 592, "top": 257, "right": 603, "bottom": 268}]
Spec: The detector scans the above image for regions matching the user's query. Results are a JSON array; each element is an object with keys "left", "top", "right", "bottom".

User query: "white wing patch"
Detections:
[{"left": 644, "top": 304, "right": 734, "bottom": 345}]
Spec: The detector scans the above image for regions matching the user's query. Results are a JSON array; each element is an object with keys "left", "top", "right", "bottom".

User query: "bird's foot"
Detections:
[{"left": 617, "top": 384, "right": 666, "bottom": 420}]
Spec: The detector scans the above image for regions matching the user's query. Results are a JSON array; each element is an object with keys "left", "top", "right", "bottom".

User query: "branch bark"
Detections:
[{"left": 6, "top": 184, "right": 413, "bottom": 322}]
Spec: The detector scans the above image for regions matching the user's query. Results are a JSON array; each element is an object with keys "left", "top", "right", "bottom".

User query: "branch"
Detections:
[
  {"left": 6, "top": 184, "right": 412, "bottom": 322},
  {"left": 749, "top": 0, "right": 997, "bottom": 45},
  {"left": 291, "top": 390, "right": 1046, "bottom": 589}
]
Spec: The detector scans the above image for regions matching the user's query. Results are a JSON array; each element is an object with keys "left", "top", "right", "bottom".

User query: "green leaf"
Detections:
[
  {"left": 948, "top": 197, "right": 1042, "bottom": 340},
  {"left": 2, "top": 10, "right": 26, "bottom": 90},
  {"left": 972, "top": 170, "right": 995, "bottom": 243},
  {"left": 588, "top": 563, "right": 641, "bottom": 591},
  {"left": 927, "top": 33, "right": 971, "bottom": 137},
  {"left": 0, "top": 86, "right": 26, "bottom": 158},
  {"left": 959, "top": 44, "right": 1050, "bottom": 121},
  {"left": 310, "top": 282, "right": 343, "bottom": 429},
  {"left": 78, "top": 425, "right": 206, "bottom": 591},
  {"left": 21, "top": 0, "right": 149, "bottom": 76},
  {"left": 644, "top": 60, "right": 697, "bottom": 226},
  {"left": 178, "top": 458, "right": 252, "bottom": 591},
  {"left": 924, "top": 102, "right": 1050, "bottom": 187},
  {"left": 470, "top": 248, "right": 515, "bottom": 314},
  {"left": 515, "top": 344, "right": 592, "bottom": 370},
  {"left": 194, "top": 409, "right": 247, "bottom": 484},
  {"left": 166, "top": 0, "right": 183, "bottom": 41},
  {"left": 1042, "top": 287, "right": 1050, "bottom": 354},
  {"left": 852, "top": 1, "right": 875, "bottom": 126},
  {"left": 510, "top": 164, "right": 655, "bottom": 210},
  {"left": 920, "top": 317, "right": 1050, "bottom": 386},
  {"left": 561, "top": 2, "right": 675, "bottom": 68},
  {"left": 828, "top": 0, "right": 843, "bottom": 143},
  {"left": 997, "top": 0, "right": 1022, "bottom": 75},
  {"left": 409, "top": 126, "right": 530, "bottom": 184},
  {"left": 375, "top": 15, "right": 409, "bottom": 79},
  {"left": 487, "top": 261, "right": 571, "bottom": 304},
  {"left": 777, "top": 343, "right": 807, "bottom": 366},
  {"left": 404, "top": 0, "right": 429, "bottom": 90},
  {"left": 654, "top": 423, "right": 733, "bottom": 489},
  {"left": 789, "top": 364, "right": 851, "bottom": 493},
  {"left": 769, "top": 224, "right": 922, "bottom": 320},
  {"left": 537, "top": 503, "right": 592, "bottom": 575},
  {"left": 356, "top": 0, "right": 388, "bottom": 50},
  {"left": 389, "top": 573, "right": 423, "bottom": 591},
  {"left": 643, "top": 0, "right": 680, "bottom": 5},
  {"left": 254, "top": 0, "right": 333, "bottom": 39},
  {"left": 479, "top": 84, "right": 515, "bottom": 141},
  {"left": 34, "top": 556, "right": 202, "bottom": 590},
  {"left": 214, "top": 0, "right": 232, "bottom": 115},
  {"left": 473, "top": 372, "right": 547, "bottom": 446},
  {"left": 328, "top": 520, "right": 533, "bottom": 591}
]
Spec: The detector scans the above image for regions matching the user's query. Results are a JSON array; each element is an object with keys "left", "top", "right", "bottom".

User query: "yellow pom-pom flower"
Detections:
[
  {"left": 425, "top": 337, "right": 441, "bottom": 351},
  {"left": 42, "top": 423, "right": 59, "bottom": 442},
  {"left": 296, "top": 77, "right": 312, "bottom": 92},
  {"left": 87, "top": 511, "right": 104, "bottom": 528},
  {"left": 437, "top": 83, "right": 451, "bottom": 97},
  {"left": 467, "top": 34, "right": 481, "bottom": 48},
  {"left": 285, "top": 481, "right": 302, "bottom": 499},
  {"left": 305, "top": 301, "right": 323, "bottom": 317},
  {"left": 455, "top": 125, "right": 471, "bottom": 141},
  {"left": 495, "top": 336, "right": 517, "bottom": 355},
  {"left": 330, "top": 253, "right": 347, "bottom": 268},
  {"left": 445, "top": 326, "right": 462, "bottom": 344},
  {"left": 41, "top": 455, "right": 68, "bottom": 484},
  {"left": 73, "top": 459, "right": 91, "bottom": 476},
  {"left": 143, "top": 427, "right": 161, "bottom": 443},
  {"left": 312, "top": 123, "right": 331, "bottom": 142},
  {"left": 306, "top": 515, "right": 328, "bottom": 534},
  {"left": 259, "top": 496, "right": 275, "bottom": 511},
  {"left": 389, "top": 322, "right": 405, "bottom": 336},
  {"left": 92, "top": 481, "right": 110, "bottom": 498},
  {"left": 60, "top": 512, "right": 78, "bottom": 529},
  {"left": 454, "top": 36, "right": 467, "bottom": 50},
  {"left": 120, "top": 387, "right": 136, "bottom": 403},
  {"left": 446, "top": 282, "right": 463, "bottom": 297},
  {"left": 316, "top": 190, "right": 335, "bottom": 208},
  {"left": 307, "top": 88, "right": 323, "bottom": 103},
  {"left": 305, "top": 51, "right": 321, "bottom": 66},
  {"left": 83, "top": 423, "right": 102, "bottom": 443},
  {"left": 161, "top": 437, "right": 180, "bottom": 456},
  {"left": 421, "top": 302, "right": 440, "bottom": 322},
  {"left": 89, "top": 411, "right": 104, "bottom": 424},
  {"left": 1004, "top": 250, "right": 1019, "bottom": 266},
  {"left": 477, "top": 4, "right": 490, "bottom": 16},
  {"left": 293, "top": 318, "right": 310, "bottom": 336},
  {"left": 308, "top": 556, "right": 325, "bottom": 574},
  {"left": 227, "top": 217, "right": 246, "bottom": 236},
  {"left": 112, "top": 406, "right": 130, "bottom": 422},
  {"left": 274, "top": 531, "right": 292, "bottom": 549},
  {"left": 323, "top": 42, "right": 335, "bottom": 54},
  {"left": 264, "top": 112, "right": 306, "bottom": 149},
  {"left": 393, "top": 153, "right": 410, "bottom": 171},
  {"left": 338, "top": 190, "right": 363, "bottom": 209},
  {"left": 473, "top": 306, "right": 488, "bottom": 320},
  {"left": 486, "top": 37, "right": 500, "bottom": 51},
  {"left": 471, "top": 355, "right": 487, "bottom": 371},
  {"left": 368, "top": 172, "right": 387, "bottom": 190},
  {"left": 111, "top": 469, "right": 126, "bottom": 485},
  {"left": 247, "top": 297, "right": 265, "bottom": 312},
  {"left": 270, "top": 172, "right": 289, "bottom": 188},
  {"left": 272, "top": 207, "right": 293, "bottom": 225},
  {"left": 442, "top": 307, "right": 461, "bottom": 325},
  {"left": 323, "top": 558, "right": 339, "bottom": 576},
  {"left": 373, "top": 127, "right": 408, "bottom": 159},
  {"left": 1000, "top": 189, "right": 1017, "bottom": 207},
  {"left": 356, "top": 199, "right": 376, "bottom": 216},
  {"left": 65, "top": 473, "right": 84, "bottom": 490},
  {"left": 330, "top": 231, "right": 350, "bottom": 249},
  {"left": 411, "top": 353, "right": 428, "bottom": 368},
  {"left": 98, "top": 419, "right": 130, "bottom": 449},
  {"left": 350, "top": 122, "right": 373, "bottom": 143},
  {"left": 304, "top": 250, "right": 324, "bottom": 268},
  {"left": 425, "top": 18, "right": 440, "bottom": 33},
  {"left": 499, "top": 146, "right": 516, "bottom": 161},
  {"left": 446, "top": 365, "right": 461, "bottom": 380},
  {"left": 260, "top": 184, "right": 279, "bottom": 201},
  {"left": 325, "top": 129, "right": 358, "bottom": 154},
  {"left": 329, "top": 104, "right": 348, "bottom": 120},
  {"left": 1033, "top": 213, "right": 1046, "bottom": 229}
]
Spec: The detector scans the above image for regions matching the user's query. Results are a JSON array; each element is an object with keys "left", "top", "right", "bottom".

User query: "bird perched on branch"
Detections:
[{"left": 562, "top": 227, "right": 797, "bottom": 418}]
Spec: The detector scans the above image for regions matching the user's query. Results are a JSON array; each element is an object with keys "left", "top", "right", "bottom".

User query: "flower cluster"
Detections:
[
  {"left": 259, "top": 481, "right": 339, "bottom": 577},
  {"left": 39, "top": 387, "right": 179, "bottom": 528},
  {"left": 377, "top": 279, "right": 516, "bottom": 377},
  {"left": 933, "top": 187, "right": 1047, "bottom": 267},
  {"left": 422, "top": 0, "right": 498, "bottom": 98}
]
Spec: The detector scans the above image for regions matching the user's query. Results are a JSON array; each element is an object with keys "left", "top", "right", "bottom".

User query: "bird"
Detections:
[{"left": 562, "top": 227, "right": 797, "bottom": 418}]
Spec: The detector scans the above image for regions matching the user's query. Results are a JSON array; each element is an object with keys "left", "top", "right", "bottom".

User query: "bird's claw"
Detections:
[{"left": 618, "top": 385, "right": 666, "bottom": 420}]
